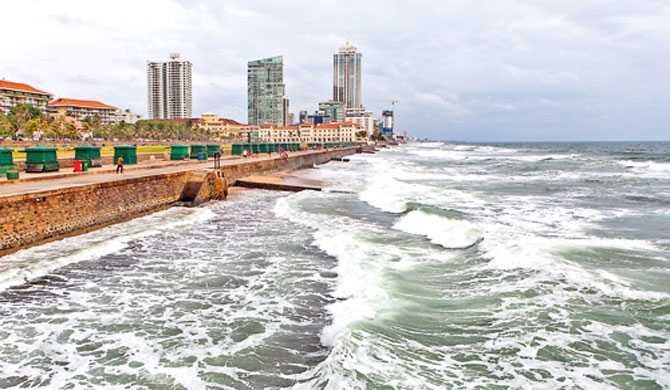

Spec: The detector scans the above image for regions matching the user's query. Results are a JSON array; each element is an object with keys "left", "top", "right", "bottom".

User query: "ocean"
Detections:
[{"left": 0, "top": 142, "right": 668, "bottom": 389}]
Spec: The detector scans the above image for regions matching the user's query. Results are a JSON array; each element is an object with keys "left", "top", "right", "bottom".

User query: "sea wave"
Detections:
[
  {"left": 393, "top": 208, "right": 483, "bottom": 249},
  {"left": 0, "top": 207, "right": 216, "bottom": 291}
]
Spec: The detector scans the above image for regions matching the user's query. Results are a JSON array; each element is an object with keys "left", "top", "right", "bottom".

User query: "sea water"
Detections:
[{"left": 0, "top": 142, "right": 668, "bottom": 389}]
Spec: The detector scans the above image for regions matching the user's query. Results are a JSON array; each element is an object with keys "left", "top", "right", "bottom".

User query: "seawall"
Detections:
[{"left": 0, "top": 147, "right": 359, "bottom": 257}]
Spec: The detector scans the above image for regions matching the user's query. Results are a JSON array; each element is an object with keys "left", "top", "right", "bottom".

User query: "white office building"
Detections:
[
  {"left": 333, "top": 42, "right": 362, "bottom": 111},
  {"left": 147, "top": 53, "right": 193, "bottom": 120}
]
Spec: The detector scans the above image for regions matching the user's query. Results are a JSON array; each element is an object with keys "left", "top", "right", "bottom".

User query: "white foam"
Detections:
[
  {"left": 311, "top": 224, "right": 390, "bottom": 347},
  {"left": 617, "top": 159, "right": 670, "bottom": 179},
  {"left": 393, "top": 210, "right": 482, "bottom": 249},
  {"left": 0, "top": 207, "right": 216, "bottom": 291},
  {"left": 276, "top": 191, "right": 451, "bottom": 350}
]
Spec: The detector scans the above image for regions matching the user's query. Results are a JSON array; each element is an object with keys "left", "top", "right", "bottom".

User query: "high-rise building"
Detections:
[
  {"left": 282, "top": 96, "right": 290, "bottom": 126},
  {"left": 319, "top": 100, "right": 345, "bottom": 123},
  {"left": 299, "top": 110, "right": 308, "bottom": 124},
  {"left": 333, "top": 42, "right": 362, "bottom": 111},
  {"left": 382, "top": 110, "right": 394, "bottom": 135},
  {"left": 147, "top": 53, "right": 193, "bottom": 120},
  {"left": 247, "top": 56, "right": 285, "bottom": 125}
]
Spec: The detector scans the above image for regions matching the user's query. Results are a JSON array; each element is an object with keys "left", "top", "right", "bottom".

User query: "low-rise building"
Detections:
[
  {"left": 346, "top": 114, "right": 377, "bottom": 138},
  {"left": 0, "top": 80, "right": 53, "bottom": 115},
  {"left": 48, "top": 98, "right": 119, "bottom": 125},
  {"left": 196, "top": 112, "right": 257, "bottom": 140},
  {"left": 257, "top": 122, "right": 361, "bottom": 144},
  {"left": 118, "top": 108, "right": 142, "bottom": 124}
]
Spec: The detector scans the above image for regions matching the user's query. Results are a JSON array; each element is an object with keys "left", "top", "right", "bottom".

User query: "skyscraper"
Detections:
[
  {"left": 247, "top": 56, "right": 285, "bottom": 126},
  {"left": 147, "top": 53, "right": 192, "bottom": 120},
  {"left": 333, "top": 42, "right": 362, "bottom": 112}
]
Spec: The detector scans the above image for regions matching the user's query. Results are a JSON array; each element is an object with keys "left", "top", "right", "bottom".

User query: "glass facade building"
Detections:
[
  {"left": 319, "top": 101, "right": 345, "bottom": 123},
  {"left": 247, "top": 56, "right": 285, "bottom": 126},
  {"left": 333, "top": 42, "right": 362, "bottom": 111}
]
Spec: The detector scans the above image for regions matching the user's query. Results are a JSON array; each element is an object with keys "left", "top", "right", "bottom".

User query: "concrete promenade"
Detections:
[
  {"left": 0, "top": 149, "right": 325, "bottom": 198},
  {"left": 0, "top": 147, "right": 360, "bottom": 256}
]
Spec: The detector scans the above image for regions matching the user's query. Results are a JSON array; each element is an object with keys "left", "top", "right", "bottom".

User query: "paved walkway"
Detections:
[
  {"left": 0, "top": 156, "right": 245, "bottom": 198},
  {"left": 0, "top": 147, "right": 356, "bottom": 198}
]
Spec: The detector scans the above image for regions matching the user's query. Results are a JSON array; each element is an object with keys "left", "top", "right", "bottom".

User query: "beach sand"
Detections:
[{"left": 239, "top": 169, "right": 323, "bottom": 188}]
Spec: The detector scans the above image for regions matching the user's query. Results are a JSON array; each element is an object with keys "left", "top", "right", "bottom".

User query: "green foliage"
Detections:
[
  {"left": 1, "top": 104, "right": 44, "bottom": 138},
  {"left": 0, "top": 108, "right": 220, "bottom": 142}
]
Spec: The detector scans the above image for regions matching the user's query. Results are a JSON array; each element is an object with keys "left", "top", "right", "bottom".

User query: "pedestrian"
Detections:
[{"left": 116, "top": 156, "right": 124, "bottom": 173}]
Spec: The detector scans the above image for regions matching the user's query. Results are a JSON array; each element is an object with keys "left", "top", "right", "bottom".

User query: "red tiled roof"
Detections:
[
  {"left": 219, "top": 118, "right": 244, "bottom": 125},
  {"left": 259, "top": 122, "right": 275, "bottom": 127},
  {"left": 0, "top": 80, "right": 51, "bottom": 95},
  {"left": 315, "top": 124, "right": 340, "bottom": 129},
  {"left": 275, "top": 126, "right": 299, "bottom": 130},
  {"left": 49, "top": 98, "right": 116, "bottom": 109}
]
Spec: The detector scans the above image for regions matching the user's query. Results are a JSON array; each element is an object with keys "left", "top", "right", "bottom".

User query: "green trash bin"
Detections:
[
  {"left": 170, "top": 144, "right": 189, "bottom": 160},
  {"left": 74, "top": 144, "right": 102, "bottom": 167},
  {"left": 24, "top": 145, "right": 59, "bottom": 172},
  {"left": 206, "top": 143, "right": 220, "bottom": 157},
  {"left": 113, "top": 145, "right": 137, "bottom": 165},
  {"left": 190, "top": 144, "right": 206, "bottom": 159},
  {"left": 231, "top": 144, "right": 244, "bottom": 156},
  {"left": 6, "top": 170, "right": 19, "bottom": 180},
  {"left": 82, "top": 160, "right": 89, "bottom": 171},
  {"left": 0, "top": 147, "right": 15, "bottom": 177}
]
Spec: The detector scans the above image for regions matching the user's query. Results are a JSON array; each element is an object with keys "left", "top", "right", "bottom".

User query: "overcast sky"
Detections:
[{"left": 2, "top": 0, "right": 668, "bottom": 141}]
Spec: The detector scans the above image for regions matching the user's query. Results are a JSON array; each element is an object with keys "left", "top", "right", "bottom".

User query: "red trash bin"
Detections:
[{"left": 73, "top": 159, "right": 83, "bottom": 172}]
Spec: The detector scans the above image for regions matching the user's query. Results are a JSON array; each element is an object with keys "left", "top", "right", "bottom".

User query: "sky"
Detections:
[{"left": 1, "top": 0, "right": 669, "bottom": 142}]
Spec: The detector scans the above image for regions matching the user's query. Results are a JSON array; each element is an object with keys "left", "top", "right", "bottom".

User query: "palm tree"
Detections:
[
  {"left": 0, "top": 113, "right": 13, "bottom": 138},
  {"left": 6, "top": 104, "right": 42, "bottom": 138},
  {"left": 65, "top": 122, "right": 79, "bottom": 140}
]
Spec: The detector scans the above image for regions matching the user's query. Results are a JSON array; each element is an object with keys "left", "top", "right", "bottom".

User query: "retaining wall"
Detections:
[
  {"left": 0, "top": 147, "right": 359, "bottom": 257},
  {"left": 0, "top": 171, "right": 225, "bottom": 256}
]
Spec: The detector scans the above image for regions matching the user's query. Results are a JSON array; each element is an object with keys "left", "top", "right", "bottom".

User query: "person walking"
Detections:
[{"left": 116, "top": 156, "right": 124, "bottom": 174}]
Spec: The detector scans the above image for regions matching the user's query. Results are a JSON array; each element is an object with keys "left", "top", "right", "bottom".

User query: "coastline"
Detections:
[{"left": 0, "top": 147, "right": 361, "bottom": 257}]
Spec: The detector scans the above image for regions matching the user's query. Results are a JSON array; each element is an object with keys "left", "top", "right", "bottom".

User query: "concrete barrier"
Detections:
[{"left": 0, "top": 147, "right": 358, "bottom": 257}]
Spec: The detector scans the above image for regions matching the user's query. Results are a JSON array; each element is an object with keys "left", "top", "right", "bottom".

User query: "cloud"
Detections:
[
  {"left": 1, "top": 0, "right": 668, "bottom": 141},
  {"left": 413, "top": 92, "right": 473, "bottom": 117},
  {"left": 492, "top": 103, "right": 518, "bottom": 111}
]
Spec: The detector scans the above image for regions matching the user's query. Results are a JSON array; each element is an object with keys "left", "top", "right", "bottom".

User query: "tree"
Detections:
[
  {"left": 83, "top": 115, "right": 102, "bottom": 140},
  {"left": 6, "top": 104, "right": 43, "bottom": 138},
  {"left": 64, "top": 121, "right": 79, "bottom": 140},
  {"left": 356, "top": 130, "right": 368, "bottom": 139},
  {"left": 0, "top": 112, "right": 13, "bottom": 138},
  {"left": 185, "top": 120, "right": 194, "bottom": 140}
]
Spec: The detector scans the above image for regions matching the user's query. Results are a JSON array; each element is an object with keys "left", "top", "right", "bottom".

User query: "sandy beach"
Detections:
[{"left": 240, "top": 169, "right": 323, "bottom": 187}]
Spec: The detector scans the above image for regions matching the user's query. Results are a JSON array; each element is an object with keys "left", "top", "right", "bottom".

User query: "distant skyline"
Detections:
[{"left": 1, "top": 0, "right": 668, "bottom": 141}]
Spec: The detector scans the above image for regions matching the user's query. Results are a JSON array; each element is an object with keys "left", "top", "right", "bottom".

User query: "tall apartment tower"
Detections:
[
  {"left": 247, "top": 56, "right": 285, "bottom": 126},
  {"left": 333, "top": 42, "right": 362, "bottom": 111},
  {"left": 147, "top": 53, "right": 193, "bottom": 120}
]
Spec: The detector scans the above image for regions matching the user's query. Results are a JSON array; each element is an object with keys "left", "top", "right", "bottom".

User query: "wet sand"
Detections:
[{"left": 239, "top": 169, "right": 323, "bottom": 188}]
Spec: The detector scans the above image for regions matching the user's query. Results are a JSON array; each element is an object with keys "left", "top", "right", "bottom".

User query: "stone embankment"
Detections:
[{"left": 0, "top": 147, "right": 359, "bottom": 257}]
